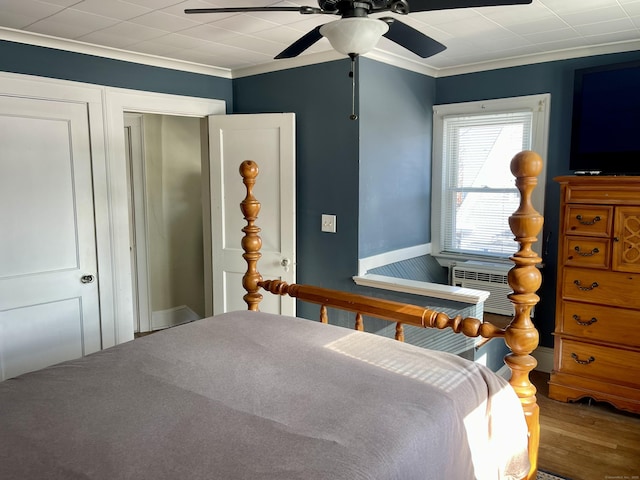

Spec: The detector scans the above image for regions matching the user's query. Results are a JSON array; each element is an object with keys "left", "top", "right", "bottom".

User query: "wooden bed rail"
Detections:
[{"left": 240, "top": 151, "right": 543, "bottom": 480}]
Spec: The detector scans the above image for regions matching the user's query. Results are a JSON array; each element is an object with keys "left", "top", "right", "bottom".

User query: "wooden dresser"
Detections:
[{"left": 550, "top": 176, "right": 640, "bottom": 413}]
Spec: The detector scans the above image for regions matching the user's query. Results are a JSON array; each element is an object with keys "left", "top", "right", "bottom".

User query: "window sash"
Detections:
[{"left": 441, "top": 110, "right": 533, "bottom": 258}]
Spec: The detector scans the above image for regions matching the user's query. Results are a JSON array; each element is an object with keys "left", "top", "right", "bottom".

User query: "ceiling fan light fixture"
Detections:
[{"left": 320, "top": 17, "right": 389, "bottom": 56}]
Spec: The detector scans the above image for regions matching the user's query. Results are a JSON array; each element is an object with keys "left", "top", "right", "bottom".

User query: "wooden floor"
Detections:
[{"left": 532, "top": 370, "right": 640, "bottom": 480}]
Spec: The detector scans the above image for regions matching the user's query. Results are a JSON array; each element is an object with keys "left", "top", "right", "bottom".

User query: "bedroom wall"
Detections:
[
  {"left": 233, "top": 58, "right": 444, "bottom": 326},
  {"left": 0, "top": 39, "right": 233, "bottom": 106},
  {"left": 434, "top": 50, "right": 640, "bottom": 347},
  {"left": 232, "top": 60, "right": 361, "bottom": 322},
  {"left": 358, "top": 58, "right": 436, "bottom": 257},
  {"left": 4, "top": 38, "right": 640, "bottom": 348}
]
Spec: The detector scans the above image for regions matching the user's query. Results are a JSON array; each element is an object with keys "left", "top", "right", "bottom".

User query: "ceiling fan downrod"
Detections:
[{"left": 349, "top": 53, "right": 358, "bottom": 121}]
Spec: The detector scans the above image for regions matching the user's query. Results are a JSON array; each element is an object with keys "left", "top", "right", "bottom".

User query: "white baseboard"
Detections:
[
  {"left": 152, "top": 305, "right": 201, "bottom": 330},
  {"left": 532, "top": 346, "right": 554, "bottom": 373}
]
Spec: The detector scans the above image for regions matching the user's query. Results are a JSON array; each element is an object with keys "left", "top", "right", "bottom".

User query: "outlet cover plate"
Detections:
[{"left": 321, "top": 214, "right": 337, "bottom": 233}]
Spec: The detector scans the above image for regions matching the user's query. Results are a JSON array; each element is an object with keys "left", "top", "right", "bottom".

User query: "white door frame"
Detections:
[
  {"left": 123, "top": 113, "right": 149, "bottom": 333},
  {"left": 0, "top": 72, "right": 228, "bottom": 347},
  {"left": 104, "top": 88, "right": 226, "bottom": 344}
]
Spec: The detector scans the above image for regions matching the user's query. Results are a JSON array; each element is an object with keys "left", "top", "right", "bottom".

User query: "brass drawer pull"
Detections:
[
  {"left": 574, "top": 246, "right": 599, "bottom": 257},
  {"left": 571, "top": 353, "right": 596, "bottom": 365},
  {"left": 572, "top": 314, "right": 598, "bottom": 326},
  {"left": 576, "top": 214, "right": 601, "bottom": 225},
  {"left": 573, "top": 280, "right": 599, "bottom": 291}
]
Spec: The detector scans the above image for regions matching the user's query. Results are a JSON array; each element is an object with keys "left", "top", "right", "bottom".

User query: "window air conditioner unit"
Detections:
[{"left": 451, "top": 261, "right": 513, "bottom": 316}]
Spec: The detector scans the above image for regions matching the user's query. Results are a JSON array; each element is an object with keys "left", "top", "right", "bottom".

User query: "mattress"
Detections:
[{"left": 0, "top": 311, "right": 529, "bottom": 479}]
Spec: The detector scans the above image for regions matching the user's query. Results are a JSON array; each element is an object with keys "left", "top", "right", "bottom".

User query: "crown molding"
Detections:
[
  {"left": 233, "top": 39, "right": 640, "bottom": 79},
  {"left": 2, "top": 26, "right": 639, "bottom": 81},
  {"left": 231, "top": 49, "right": 440, "bottom": 78},
  {"left": 430, "top": 39, "right": 640, "bottom": 78},
  {"left": 365, "top": 50, "right": 440, "bottom": 77},
  {"left": 231, "top": 50, "right": 345, "bottom": 78},
  {"left": 0, "top": 27, "right": 232, "bottom": 79}
]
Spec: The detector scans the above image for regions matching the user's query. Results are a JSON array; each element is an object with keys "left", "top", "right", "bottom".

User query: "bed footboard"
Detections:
[{"left": 239, "top": 151, "right": 543, "bottom": 480}]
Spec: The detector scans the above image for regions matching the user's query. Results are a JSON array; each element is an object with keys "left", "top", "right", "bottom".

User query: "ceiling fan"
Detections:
[{"left": 185, "top": 0, "right": 533, "bottom": 60}]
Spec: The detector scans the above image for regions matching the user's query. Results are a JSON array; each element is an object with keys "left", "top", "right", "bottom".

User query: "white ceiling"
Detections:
[{"left": 1, "top": 0, "right": 640, "bottom": 78}]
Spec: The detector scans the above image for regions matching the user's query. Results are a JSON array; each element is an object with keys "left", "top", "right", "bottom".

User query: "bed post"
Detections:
[
  {"left": 505, "top": 151, "right": 543, "bottom": 480},
  {"left": 239, "top": 160, "right": 263, "bottom": 311}
]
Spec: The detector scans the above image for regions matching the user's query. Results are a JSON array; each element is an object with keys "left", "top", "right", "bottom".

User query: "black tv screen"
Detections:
[{"left": 570, "top": 60, "right": 640, "bottom": 175}]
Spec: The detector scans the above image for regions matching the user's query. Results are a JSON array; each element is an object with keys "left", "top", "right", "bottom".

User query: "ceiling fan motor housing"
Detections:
[{"left": 318, "top": 0, "right": 409, "bottom": 15}]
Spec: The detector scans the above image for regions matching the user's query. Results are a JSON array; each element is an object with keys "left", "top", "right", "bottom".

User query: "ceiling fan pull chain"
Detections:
[{"left": 349, "top": 53, "right": 358, "bottom": 121}]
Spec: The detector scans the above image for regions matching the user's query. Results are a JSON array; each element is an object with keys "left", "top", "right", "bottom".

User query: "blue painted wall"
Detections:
[
  {"left": 233, "top": 60, "right": 361, "bottom": 321},
  {"left": 0, "top": 40, "right": 233, "bottom": 106},
  {"left": 435, "top": 50, "right": 640, "bottom": 347},
  {"left": 359, "top": 58, "right": 436, "bottom": 257},
  {"left": 4, "top": 38, "right": 640, "bottom": 346},
  {"left": 233, "top": 58, "right": 440, "bottom": 324}
]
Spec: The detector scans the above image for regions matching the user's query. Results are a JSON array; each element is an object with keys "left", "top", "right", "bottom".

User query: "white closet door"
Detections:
[{"left": 0, "top": 95, "right": 101, "bottom": 381}]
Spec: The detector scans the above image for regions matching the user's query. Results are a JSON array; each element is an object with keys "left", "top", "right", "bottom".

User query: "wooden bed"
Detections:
[
  {"left": 238, "top": 150, "right": 543, "bottom": 479},
  {"left": 0, "top": 151, "right": 543, "bottom": 480}
]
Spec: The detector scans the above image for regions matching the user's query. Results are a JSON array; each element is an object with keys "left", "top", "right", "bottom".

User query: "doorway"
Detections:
[{"left": 124, "top": 112, "right": 206, "bottom": 333}]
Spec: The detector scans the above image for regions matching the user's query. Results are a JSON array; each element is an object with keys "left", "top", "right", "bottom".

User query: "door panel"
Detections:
[
  {"left": 1, "top": 115, "right": 78, "bottom": 276},
  {"left": 0, "top": 299, "right": 83, "bottom": 380},
  {"left": 209, "top": 113, "right": 296, "bottom": 316},
  {"left": 0, "top": 95, "right": 101, "bottom": 381}
]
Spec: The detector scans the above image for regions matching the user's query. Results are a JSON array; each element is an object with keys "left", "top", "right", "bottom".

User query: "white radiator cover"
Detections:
[{"left": 451, "top": 261, "right": 513, "bottom": 316}]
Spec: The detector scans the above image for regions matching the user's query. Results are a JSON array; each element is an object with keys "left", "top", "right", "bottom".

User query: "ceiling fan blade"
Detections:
[
  {"left": 407, "top": 0, "right": 532, "bottom": 12},
  {"left": 185, "top": 6, "right": 321, "bottom": 15},
  {"left": 275, "top": 25, "right": 324, "bottom": 59},
  {"left": 382, "top": 18, "right": 446, "bottom": 58}
]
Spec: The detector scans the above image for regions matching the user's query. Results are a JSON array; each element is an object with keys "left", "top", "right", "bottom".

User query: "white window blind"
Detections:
[
  {"left": 442, "top": 111, "right": 532, "bottom": 257},
  {"left": 431, "top": 94, "right": 550, "bottom": 265}
]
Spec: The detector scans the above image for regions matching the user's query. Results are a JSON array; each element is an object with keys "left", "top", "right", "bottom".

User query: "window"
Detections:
[{"left": 431, "top": 94, "right": 550, "bottom": 265}]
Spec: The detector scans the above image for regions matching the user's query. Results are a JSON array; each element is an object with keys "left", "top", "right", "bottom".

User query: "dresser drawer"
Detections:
[
  {"left": 560, "top": 301, "right": 640, "bottom": 346},
  {"left": 562, "top": 267, "right": 640, "bottom": 309},
  {"left": 562, "top": 237, "right": 610, "bottom": 269},
  {"left": 557, "top": 338, "right": 640, "bottom": 388},
  {"left": 565, "top": 205, "right": 612, "bottom": 237},
  {"left": 612, "top": 206, "right": 640, "bottom": 274}
]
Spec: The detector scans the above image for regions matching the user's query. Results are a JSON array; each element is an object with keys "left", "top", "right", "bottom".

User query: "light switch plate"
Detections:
[{"left": 321, "top": 214, "right": 337, "bottom": 233}]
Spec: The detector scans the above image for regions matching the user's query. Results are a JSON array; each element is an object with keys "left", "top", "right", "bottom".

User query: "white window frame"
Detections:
[{"left": 431, "top": 94, "right": 550, "bottom": 267}]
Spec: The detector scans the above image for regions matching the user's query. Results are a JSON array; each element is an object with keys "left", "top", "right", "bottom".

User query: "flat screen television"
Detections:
[{"left": 570, "top": 60, "right": 640, "bottom": 175}]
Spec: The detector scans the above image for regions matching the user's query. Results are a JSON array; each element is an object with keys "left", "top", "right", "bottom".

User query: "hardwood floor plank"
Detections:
[{"left": 532, "top": 370, "right": 640, "bottom": 480}]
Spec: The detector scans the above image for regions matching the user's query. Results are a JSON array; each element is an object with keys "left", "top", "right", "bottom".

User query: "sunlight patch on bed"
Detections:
[{"left": 324, "top": 332, "right": 478, "bottom": 393}]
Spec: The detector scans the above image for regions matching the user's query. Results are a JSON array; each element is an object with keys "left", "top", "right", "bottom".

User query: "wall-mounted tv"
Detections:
[{"left": 570, "top": 60, "right": 640, "bottom": 175}]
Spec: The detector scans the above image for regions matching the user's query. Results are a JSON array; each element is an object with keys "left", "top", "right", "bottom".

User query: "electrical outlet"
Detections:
[{"left": 321, "top": 214, "right": 337, "bottom": 233}]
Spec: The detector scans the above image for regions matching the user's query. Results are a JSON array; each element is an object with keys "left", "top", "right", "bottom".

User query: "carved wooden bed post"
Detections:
[
  {"left": 505, "top": 150, "right": 543, "bottom": 480},
  {"left": 239, "top": 160, "right": 263, "bottom": 311}
]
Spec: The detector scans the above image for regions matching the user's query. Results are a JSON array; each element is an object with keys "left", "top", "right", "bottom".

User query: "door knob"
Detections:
[
  {"left": 81, "top": 274, "right": 95, "bottom": 284},
  {"left": 280, "top": 258, "right": 291, "bottom": 272}
]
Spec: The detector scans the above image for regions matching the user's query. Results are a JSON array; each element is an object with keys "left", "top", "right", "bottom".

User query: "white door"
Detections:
[
  {"left": 209, "top": 113, "right": 296, "bottom": 315},
  {"left": 0, "top": 95, "right": 101, "bottom": 381}
]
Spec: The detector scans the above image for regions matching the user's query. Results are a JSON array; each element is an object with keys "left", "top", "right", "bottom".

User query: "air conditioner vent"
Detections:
[{"left": 451, "top": 262, "right": 512, "bottom": 316}]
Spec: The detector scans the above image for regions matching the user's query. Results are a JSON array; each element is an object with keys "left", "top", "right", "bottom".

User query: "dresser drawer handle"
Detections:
[
  {"left": 575, "top": 214, "right": 601, "bottom": 225},
  {"left": 574, "top": 246, "right": 599, "bottom": 257},
  {"left": 573, "top": 280, "right": 599, "bottom": 291},
  {"left": 572, "top": 314, "right": 598, "bottom": 326},
  {"left": 571, "top": 353, "right": 596, "bottom": 365}
]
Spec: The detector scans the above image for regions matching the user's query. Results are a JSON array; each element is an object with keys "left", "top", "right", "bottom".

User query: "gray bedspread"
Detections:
[{"left": 0, "top": 311, "right": 529, "bottom": 479}]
